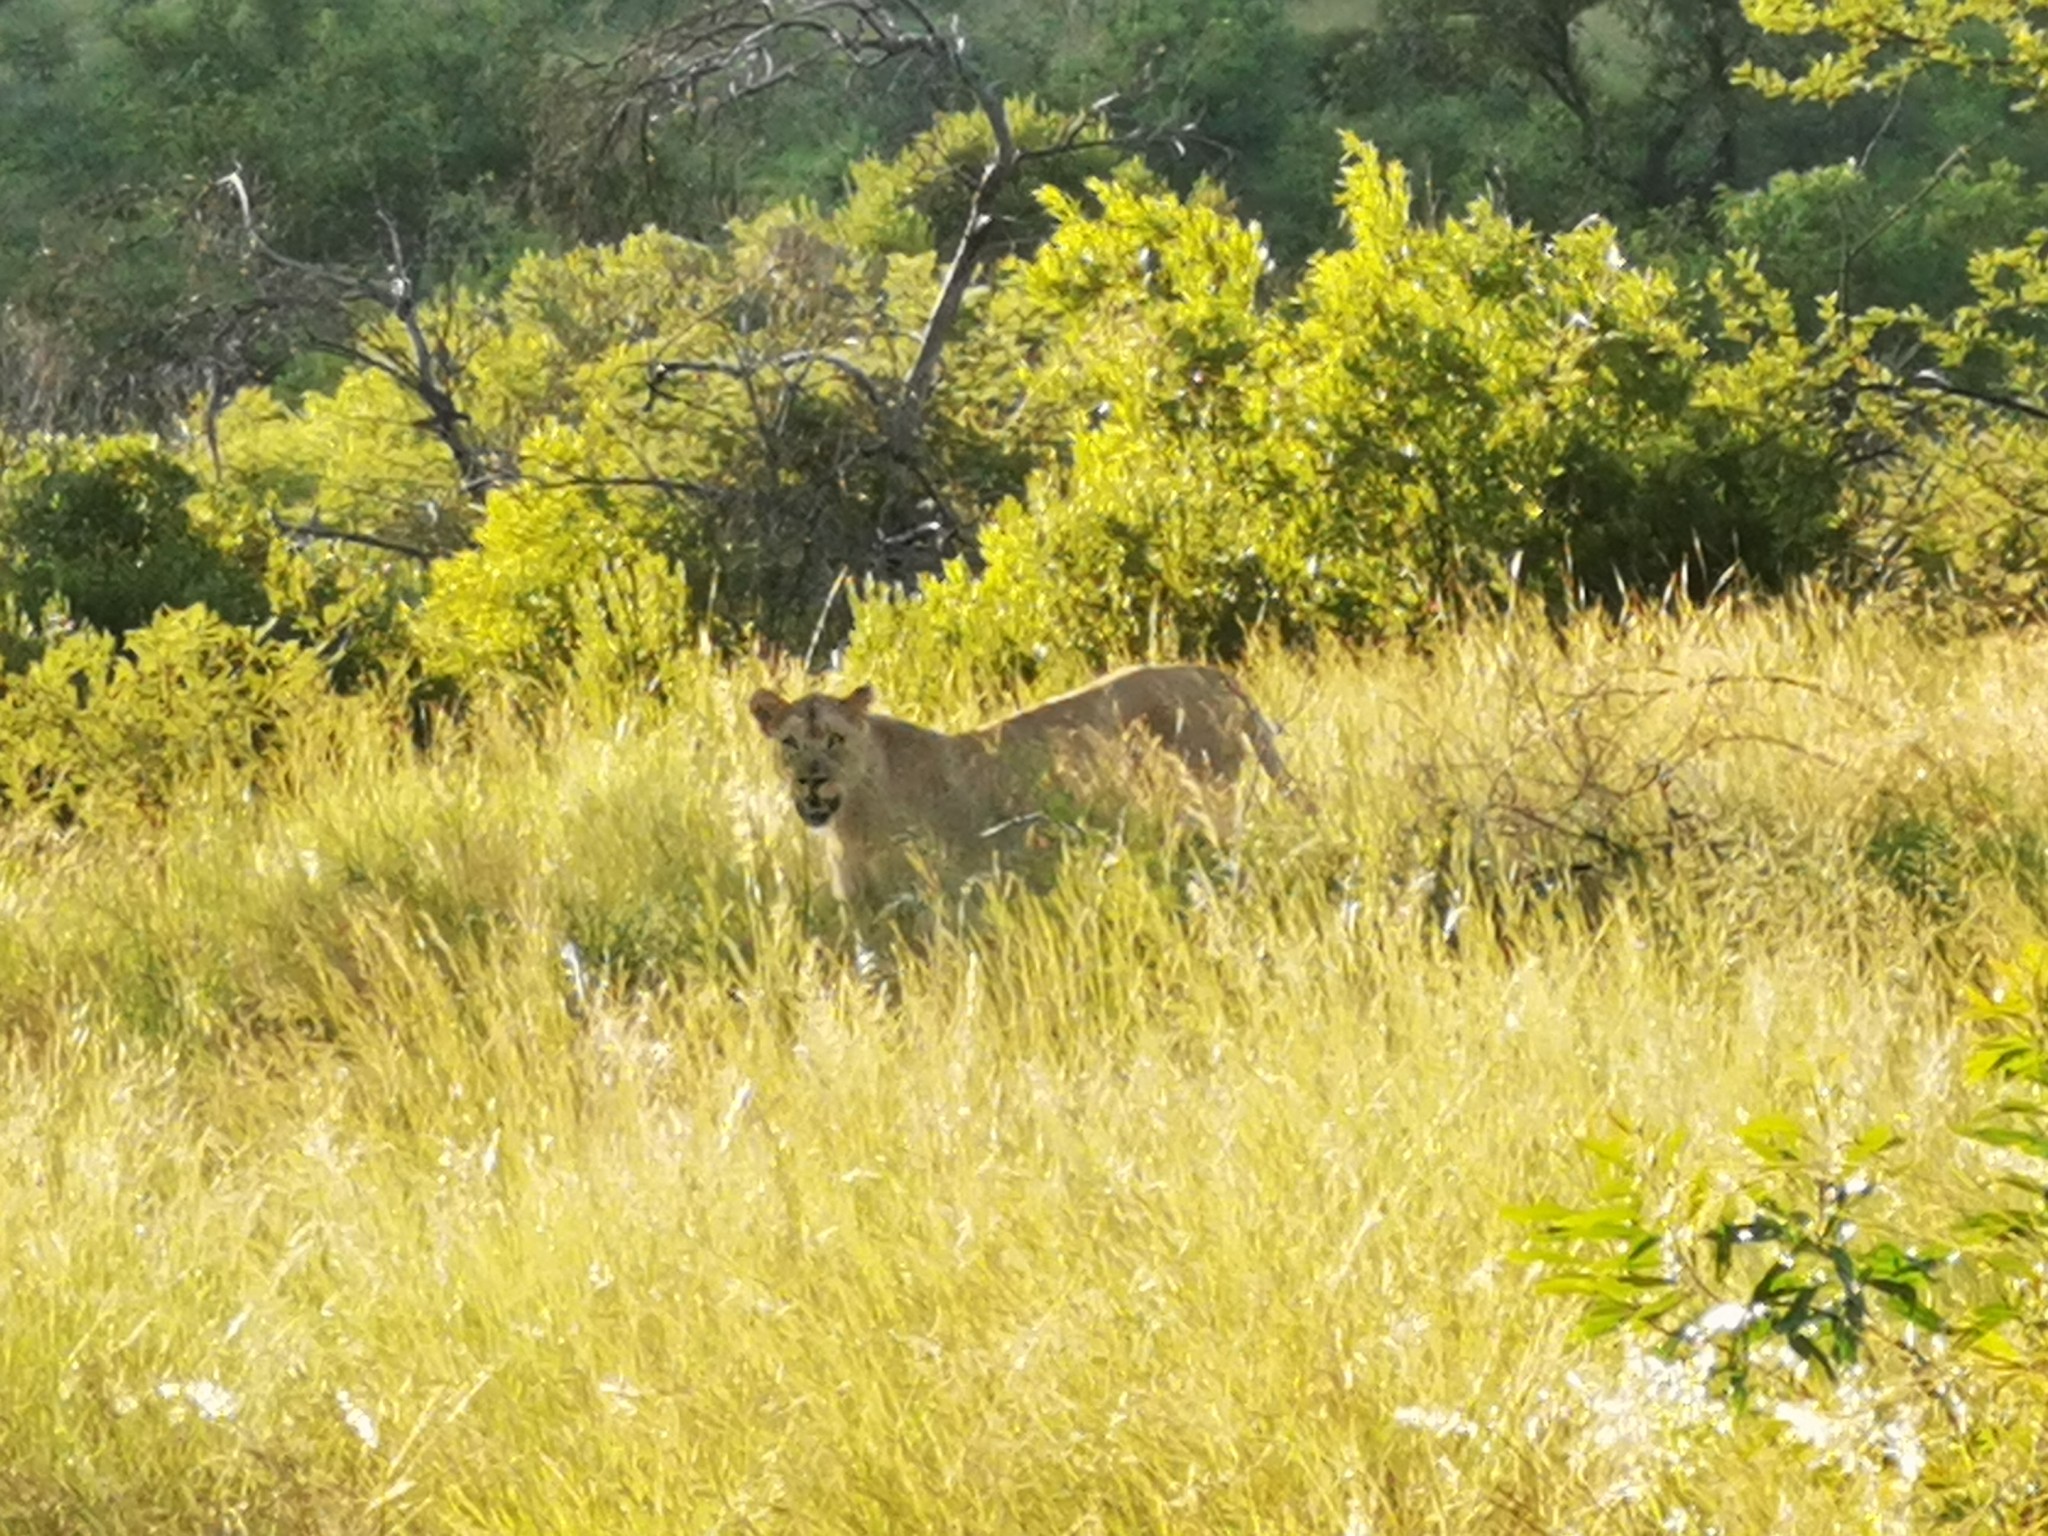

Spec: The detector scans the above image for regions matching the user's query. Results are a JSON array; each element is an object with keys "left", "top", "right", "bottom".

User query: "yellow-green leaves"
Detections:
[
  {"left": 1742, "top": 0, "right": 2048, "bottom": 106},
  {"left": 0, "top": 605, "right": 330, "bottom": 826},
  {"left": 857, "top": 141, "right": 1847, "bottom": 689}
]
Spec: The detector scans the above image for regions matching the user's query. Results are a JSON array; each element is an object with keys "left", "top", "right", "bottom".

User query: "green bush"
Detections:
[
  {"left": 850, "top": 143, "right": 1852, "bottom": 686},
  {"left": 1848, "top": 432, "right": 2048, "bottom": 625},
  {"left": 830, "top": 98, "right": 1130, "bottom": 260},
  {"left": 199, "top": 112, "right": 1072, "bottom": 684},
  {"left": 0, "top": 434, "right": 264, "bottom": 645},
  {"left": 1510, "top": 939, "right": 2048, "bottom": 1513},
  {"left": 0, "top": 604, "right": 330, "bottom": 825},
  {"left": 1720, "top": 159, "right": 2048, "bottom": 321}
]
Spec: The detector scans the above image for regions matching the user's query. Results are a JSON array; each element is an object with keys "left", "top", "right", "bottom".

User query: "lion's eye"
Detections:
[
  {"left": 780, "top": 739, "right": 798, "bottom": 755},
  {"left": 825, "top": 731, "right": 844, "bottom": 750}
]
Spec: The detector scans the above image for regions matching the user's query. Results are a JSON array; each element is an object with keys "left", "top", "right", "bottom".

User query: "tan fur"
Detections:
[{"left": 748, "top": 664, "right": 1298, "bottom": 906}]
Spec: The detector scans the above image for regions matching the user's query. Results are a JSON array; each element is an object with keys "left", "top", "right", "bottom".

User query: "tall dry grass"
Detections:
[{"left": 3, "top": 598, "right": 2047, "bottom": 1532}]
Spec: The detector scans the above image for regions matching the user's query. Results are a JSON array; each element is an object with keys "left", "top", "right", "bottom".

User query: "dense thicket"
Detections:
[
  {"left": 10, "top": 0, "right": 2048, "bottom": 433},
  {"left": 10, "top": 0, "right": 2048, "bottom": 827}
]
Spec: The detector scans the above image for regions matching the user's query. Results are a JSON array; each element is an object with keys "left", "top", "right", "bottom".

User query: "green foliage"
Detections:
[
  {"left": 1101, "top": 0, "right": 1336, "bottom": 260},
  {"left": 103, "top": 0, "right": 548, "bottom": 257},
  {"left": 199, "top": 125, "right": 1069, "bottom": 683},
  {"left": 1323, "top": 0, "right": 1818, "bottom": 232},
  {"left": 0, "top": 0, "right": 565, "bottom": 429},
  {"left": 1865, "top": 806, "right": 1970, "bottom": 917},
  {"left": 1957, "top": 946, "right": 2048, "bottom": 1283},
  {"left": 187, "top": 343, "right": 471, "bottom": 681},
  {"left": 854, "top": 144, "right": 1851, "bottom": 684},
  {"left": 1507, "top": 1136, "right": 1692, "bottom": 1342},
  {"left": 1856, "top": 787, "right": 2048, "bottom": 936},
  {"left": 418, "top": 502, "right": 704, "bottom": 697},
  {"left": 0, "top": 434, "right": 264, "bottom": 644},
  {"left": 16, "top": 0, "right": 2048, "bottom": 449},
  {"left": 831, "top": 99, "right": 1131, "bottom": 259},
  {"left": 1826, "top": 209, "right": 2048, "bottom": 621},
  {"left": 1515, "top": 933, "right": 2048, "bottom": 1498},
  {"left": 1513, "top": 1120, "right": 1951, "bottom": 1412},
  {"left": 1720, "top": 157, "right": 2048, "bottom": 318},
  {"left": 1742, "top": 0, "right": 2048, "bottom": 107},
  {"left": 0, "top": 604, "right": 329, "bottom": 826}
]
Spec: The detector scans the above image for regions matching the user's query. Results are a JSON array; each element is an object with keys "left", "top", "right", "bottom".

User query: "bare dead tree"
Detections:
[
  {"left": 213, "top": 168, "right": 513, "bottom": 533},
  {"left": 569, "top": 0, "right": 1163, "bottom": 599},
  {"left": 607, "top": 0, "right": 1141, "bottom": 443},
  {"left": 637, "top": 325, "right": 984, "bottom": 624}
]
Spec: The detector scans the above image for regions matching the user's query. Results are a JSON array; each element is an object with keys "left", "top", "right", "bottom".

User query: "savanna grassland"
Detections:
[{"left": 6, "top": 598, "right": 2048, "bottom": 1533}]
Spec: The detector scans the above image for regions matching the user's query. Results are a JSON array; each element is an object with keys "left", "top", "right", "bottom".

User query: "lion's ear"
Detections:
[
  {"left": 841, "top": 683, "right": 876, "bottom": 716},
  {"left": 748, "top": 689, "right": 790, "bottom": 735}
]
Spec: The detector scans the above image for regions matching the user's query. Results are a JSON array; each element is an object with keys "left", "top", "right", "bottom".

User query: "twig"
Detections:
[
  {"left": 268, "top": 511, "right": 437, "bottom": 563},
  {"left": 1838, "top": 133, "right": 1992, "bottom": 304},
  {"left": 213, "top": 168, "right": 508, "bottom": 503},
  {"left": 1864, "top": 373, "right": 2048, "bottom": 425},
  {"left": 802, "top": 566, "right": 852, "bottom": 670}
]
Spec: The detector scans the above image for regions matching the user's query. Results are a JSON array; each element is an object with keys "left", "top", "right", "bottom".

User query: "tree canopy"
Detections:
[{"left": 8, "top": 0, "right": 2048, "bottom": 823}]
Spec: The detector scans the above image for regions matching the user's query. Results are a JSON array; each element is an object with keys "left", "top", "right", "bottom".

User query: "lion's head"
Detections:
[{"left": 748, "top": 683, "right": 877, "bottom": 829}]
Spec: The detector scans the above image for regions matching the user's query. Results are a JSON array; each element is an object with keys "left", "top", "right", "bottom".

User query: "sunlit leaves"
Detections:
[
  {"left": 857, "top": 141, "right": 1848, "bottom": 687},
  {"left": 1514, "top": 1118, "right": 1954, "bottom": 1414},
  {"left": 1742, "top": 0, "right": 2048, "bottom": 106},
  {"left": 0, "top": 604, "right": 331, "bottom": 825},
  {"left": 191, "top": 118, "right": 1066, "bottom": 681}
]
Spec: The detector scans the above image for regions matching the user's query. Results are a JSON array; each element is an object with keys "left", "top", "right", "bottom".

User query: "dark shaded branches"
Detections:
[{"left": 213, "top": 171, "right": 513, "bottom": 527}]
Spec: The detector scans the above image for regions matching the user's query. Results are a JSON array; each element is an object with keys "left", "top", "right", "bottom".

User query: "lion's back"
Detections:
[
  {"left": 986, "top": 664, "right": 1267, "bottom": 780},
  {"left": 816, "top": 664, "right": 1292, "bottom": 902}
]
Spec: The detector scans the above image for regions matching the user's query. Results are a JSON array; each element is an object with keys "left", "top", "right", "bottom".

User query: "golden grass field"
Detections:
[{"left": 4, "top": 598, "right": 2048, "bottom": 1532}]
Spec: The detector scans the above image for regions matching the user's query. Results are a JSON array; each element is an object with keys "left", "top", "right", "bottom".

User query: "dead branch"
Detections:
[
  {"left": 647, "top": 348, "right": 892, "bottom": 413},
  {"left": 596, "top": 0, "right": 1157, "bottom": 453},
  {"left": 267, "top": 510, "right": 437, "bottom": 564},
  {"left": 214, "top": 169, "right": 511, "bottom": 505},
  {"left": 1864, "top": 371, "right": 2048, "bottom": 426}
]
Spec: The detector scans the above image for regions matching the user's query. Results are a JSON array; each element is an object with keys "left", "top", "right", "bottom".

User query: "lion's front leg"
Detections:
[
  {"left": 825, "top": 833, "right": 870, "bottom": 908},
  {"left": 819, "top": 834, "right": 912, "bottom": 1002}
]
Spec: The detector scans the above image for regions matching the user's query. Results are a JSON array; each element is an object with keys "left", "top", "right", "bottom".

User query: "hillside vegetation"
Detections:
[
  {"left": 5, "top": 600, "right": 2048, "bottom": 1531},
  {"left": 7, "top": 0, "right": 2046, "bottom": 431}
]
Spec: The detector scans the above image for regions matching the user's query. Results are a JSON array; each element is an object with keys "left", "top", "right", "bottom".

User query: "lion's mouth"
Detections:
[{"left": 796, "top": 795, "right": 841, "bottom": 828}]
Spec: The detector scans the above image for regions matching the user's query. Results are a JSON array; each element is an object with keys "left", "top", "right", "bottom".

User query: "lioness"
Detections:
[{"left": 749, "top": 664, "right": 1297, "bottom": 906}]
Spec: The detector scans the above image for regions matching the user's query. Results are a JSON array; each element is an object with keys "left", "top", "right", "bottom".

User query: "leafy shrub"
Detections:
[
  {"left": 1959, "top": 944, "right": 2048, "bottom": 1286},
  {"left": 0, "top": 604, "right": 330, "bottom": 825},
  {"left": 198, "top": 112, "right": 1072, "bottom": 683},
  {"left": 1512, "top": 1121, "right": 1949, "bottom": 1411},
  {"left": 1858, "top": 786, "right": 2048, "bottom": 935},
  {"left": 1840, "top": 430, "right": 2048, "bottom": 624},
  {"left": 1831, "top": 231, "right": 2048, "bottom": 623},
  {"left": 416, "top": 500, "right": 704, "bottom": 699},
  {"left": 0, "top": 434, "right": 264, "bottom": 645},
  {"left": 1510, "top": 943, "right": 2048, "bottom": 1520},
  {"left": 830, "top": 98, "right": 1130, "bottom": 260},
  {"left": 1514, "top": 943, "right": 2048, "bottom": 1389},
  {"left": 1095, "top": 0, "right": 1333, "bottom": 260},
  {"left": 1721, "top": 159, "right": 2048, "bottom": 321},
  {"left": 1734, "top": 0, "right": 2048, "bottom": 630},
  {"left": 852, "top": 143, "right": 1852, "bottom": 685}
]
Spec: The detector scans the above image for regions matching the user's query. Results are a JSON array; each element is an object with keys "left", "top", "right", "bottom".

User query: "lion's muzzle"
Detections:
[{"left": 794, "top": 775, "right": 842, "bottom": 827}]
